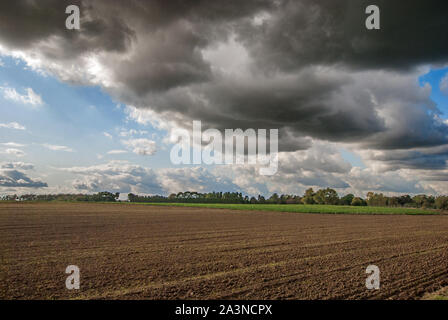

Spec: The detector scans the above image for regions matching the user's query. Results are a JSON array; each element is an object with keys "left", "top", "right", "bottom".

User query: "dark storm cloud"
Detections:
[
  {"left": 239, "top": 0, "right": 448, "bottom": 72},
  {"left": 9, "top": 0, "right": 447, "bottom": 69},
  {"left": 0, "top": 0, "right": 447, "bottom": 171},
  {"left": 419, "top": 172, "right": 448, "bottom": 182},
  {"left": 0, "top": 0, "right": 272, "bottom": 89},
  {"left": 0, "top": 169, "right": 48, "bottom": 188},
  {"left": 114, "top": 21, "right": 212, "bottom": 93},
  {"left": 139, "top": 68, "right": 446, "bottom": 151},
  {"left": 363, "top": 145, "right": 448, "bottom": 171},
  {"left": 0, "top": 0, "right": 134, "bottom": 57}
]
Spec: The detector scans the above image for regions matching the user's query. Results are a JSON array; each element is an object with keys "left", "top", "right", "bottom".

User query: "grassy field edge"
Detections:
[
  {"left": 139, "top": 202, "right": 444, "bottom": 215},
  {"left": 1, "top": 201, "right": 445, "bottom": 215}
]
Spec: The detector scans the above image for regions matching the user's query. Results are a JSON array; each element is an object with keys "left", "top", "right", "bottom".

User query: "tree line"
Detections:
[
  {"left": 1, "top": 191, "right": 119, "bottom": 202},
  {"left": 128, "top": 188, "right": 448, "bottom": 210},
  {"left": 2, "top": 189, "right": 448, "bottom": 210}
]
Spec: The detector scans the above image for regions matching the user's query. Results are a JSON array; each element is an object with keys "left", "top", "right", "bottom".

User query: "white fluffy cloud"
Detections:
[
  {"left": 107, "top": 150, "right": 128, "bottom": 155},
  {"left": 66, "top": 161, "right": 162, "bottom": 194},
  {"left": 121, "top": 138, "right": 156, "bottom": 156},
  {"left": 42, "top": 144, "right": 74, "bottom": 152},
  {"left": 3, "top": 148, "right": 26, "bottom": 157},
  {"left": 62, "top": 160, "right": 240, "bottom": 195},
  {"left": 119, "top": 129, "right": 149, "bottom": 137},
  {"left": 1, "top": 142, "right": 25, "bottom": 147},
  {"left": 103, "top": 132, "right": 113, "bottom": 139},
  {"left": 61, "top": 157, "right": 437, "bottom": 198},
  {"left": 55, "top": 139, "right": 441, "bottom": 198},
  {"left": 0, "top": 122, "right": 26, "bottom": 130},
  {"left": 1, "top": 86, "right": 43, "bottom": 106}
]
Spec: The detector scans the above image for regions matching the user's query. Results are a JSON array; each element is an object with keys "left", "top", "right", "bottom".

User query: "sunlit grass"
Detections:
[{"left": 142, "top": 203, "right": 441, "bottom": 215}]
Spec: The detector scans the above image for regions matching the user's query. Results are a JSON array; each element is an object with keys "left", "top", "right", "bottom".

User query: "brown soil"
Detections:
[{"left": 1, "top": 202, "right": 448, "bottom": 300}]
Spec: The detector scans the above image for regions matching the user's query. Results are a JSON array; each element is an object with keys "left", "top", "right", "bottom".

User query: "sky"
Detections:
[{"left": 0, "top": 0, "right": 448, "bottom": 197}]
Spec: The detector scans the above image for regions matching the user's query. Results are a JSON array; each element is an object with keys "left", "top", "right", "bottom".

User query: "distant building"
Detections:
[{"left": 116, "top": 193, "right": 129, "bottom": 202}]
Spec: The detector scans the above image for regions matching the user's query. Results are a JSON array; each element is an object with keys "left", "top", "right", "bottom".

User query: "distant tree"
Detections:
[
  {"left": 286, "top": 196, "right": 301, "bottom": 204},
  {"left": 168, "top": 193, "right": 177, "bottom": 200},
  {"left": 397, "top": 195, "right": 412, "bottom": 207},
  {"left": 411, "top": 195, "right": 434, "bottom": 208},
  {"left": 302, "top": 188, "right": 315, "bottom": 204},
  {"left": 268, "top": 193, "right": 280, "bottom": 204},
  {"left": 435, "top": 196, "right": 448, "bottom": 210},
  {"left": 388, "top": 196, "right": 399, "bottom": 207},
  {"left": 313, "top": 190, "right": 325, "bottom": 205},
  {"left": 323, "top": 188, "right": 339, "bottom": 205},
  {"left": 340, "top": 194, "right": 354, "bottom": 206},
  {"left": 366, "top": 192, "right": 388, "bottom": 206},
  {"left": 7, "top": 189, "right": 446, "bottom": 209},
  {"left": 313, "top": 188, "right": 339, "bottom": 205},
  {"left": 351, "top": 197, "right": 367, "bottom": 206},
  {"left": 412, "top": 195, "right": 426, "bottom": 207}
]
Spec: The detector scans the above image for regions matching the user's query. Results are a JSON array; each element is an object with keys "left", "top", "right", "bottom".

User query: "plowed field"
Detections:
[{"left": 1, "top": 202, "right": 448, "bottom": 299}]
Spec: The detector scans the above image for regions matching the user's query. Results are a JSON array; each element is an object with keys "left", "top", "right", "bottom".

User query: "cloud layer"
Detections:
[
  {"left": 65, "top": 161, "right": 240, "bottom": 195},
  {"left": 0, "top": 162, "right": 47, "bottom": 189},
  {"left": 0, "top": 0, "right": 447, "bottom": 195},
  {"left": 0, "top": 122, "right": 26, "bottom": 130},
  {"left": 1, "top": 86, "right": 43, "bottom": 106}
]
